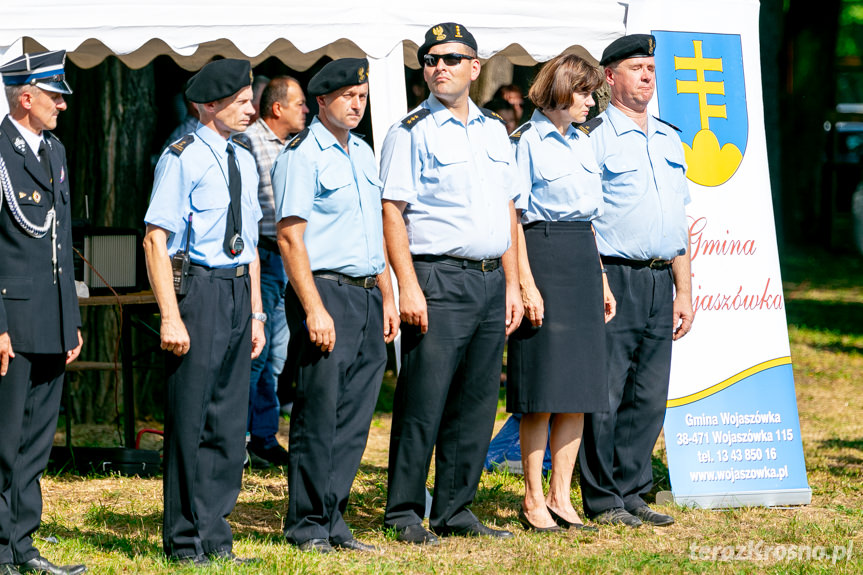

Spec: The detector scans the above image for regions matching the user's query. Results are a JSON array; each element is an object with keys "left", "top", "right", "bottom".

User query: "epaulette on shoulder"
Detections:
[
  {"left": 654, "top": 116, "right": 682, "bottom": 132},
  {"left": 169, "top": 134, "right": 195, "bottom": 156},
  {"left": 509, "top": 122, "right": 533, "bottom": 142},
  {"left": 481, "top": 107, "right": 506, "bottom": 126},
  {"left": 575, "top": 117, "right": 603, "bottom": 136},
  {"left": 231, "top": 133, "right": 252, "bottom": 151},
  {"left": 286, "top": 128, "right": 310, "bottom": 150},
  {"left": 401, "top": 108, "right": 431, "bottom": 130}
]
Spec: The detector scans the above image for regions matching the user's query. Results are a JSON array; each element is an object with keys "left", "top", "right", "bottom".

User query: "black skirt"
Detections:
[{"left": 506, "top": 221, "right": 609, "bottom": 414}]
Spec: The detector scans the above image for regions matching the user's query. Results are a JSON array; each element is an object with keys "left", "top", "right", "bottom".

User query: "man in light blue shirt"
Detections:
[
  {"left": 579, "top": 34, "right": 695, "bottom": 529},
  {"left": 590, "top": 104, "right": 691, "bottom": 261},
  {"left": 143, "top": 58, "right": 265, "bottom": 566},
  {"left": 147, "top": 120, "right": 262, "bottom": 269},
  {"left": 381, "top": 22, "right": 523, "bottom": 544},
  {"left": 272, "top": 58, "right": 398, "bottom": 554}
]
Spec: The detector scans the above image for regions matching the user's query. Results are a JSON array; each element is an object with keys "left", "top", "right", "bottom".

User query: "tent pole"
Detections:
[{"left": 368, "top": 42, "right": 407, "bottom": 164}]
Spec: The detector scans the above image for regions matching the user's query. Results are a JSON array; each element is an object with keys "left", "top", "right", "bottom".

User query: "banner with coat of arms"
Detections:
[{"left": 626, "top": 0, "right": 811, "bottom": 508}]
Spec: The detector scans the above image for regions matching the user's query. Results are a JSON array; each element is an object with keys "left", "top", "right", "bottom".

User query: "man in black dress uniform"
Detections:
[{"left": 0, "top": 50, "right": 85, "bottom": 575}]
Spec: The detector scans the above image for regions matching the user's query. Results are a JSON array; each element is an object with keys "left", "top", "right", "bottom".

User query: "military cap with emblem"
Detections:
[
  {"left": 417, "top": 22, "right": 478, "bottom": 67},
  {"left": 185, "top": 58, "right": 253, "bottom": 103},
  {"left": 599, "top": 34, "right": 656, "bottom": 67},
  {"left": 307, "top": 58, "right": 369, "bottom": 97},
  {"left": 0, "top": 49, "right": 72, "bottom": 94}
]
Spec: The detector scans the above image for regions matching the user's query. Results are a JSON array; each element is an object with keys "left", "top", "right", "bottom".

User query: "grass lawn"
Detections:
[{"left": 36, "top": 247, "right": 863, "bottom": 574}]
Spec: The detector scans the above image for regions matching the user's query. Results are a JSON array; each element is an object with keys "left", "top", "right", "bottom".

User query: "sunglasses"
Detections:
[{"left": 422, "top": 53, "right": 474, "bottom": 67}]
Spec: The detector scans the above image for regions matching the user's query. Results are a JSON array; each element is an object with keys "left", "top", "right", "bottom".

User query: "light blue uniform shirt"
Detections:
[
  {"left": 145, "top": 123, "right": 262, "bottom": 267},
  {"left": 271, "top": 117, "right": 385, "bottom": 278},
  {"left": 591, "top": 104, "right": 690, "bottom": 260},
  {"left": 380, "top": 94, "right": 519, "bottom": 260},
  {"left": 513, "top": 109, "right": 603, "bottom": 224}
]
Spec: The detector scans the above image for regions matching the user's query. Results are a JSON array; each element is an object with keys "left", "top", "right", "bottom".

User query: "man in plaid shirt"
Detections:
[{"left": 245, "top": 76, "right": 308, "bottom": 467}]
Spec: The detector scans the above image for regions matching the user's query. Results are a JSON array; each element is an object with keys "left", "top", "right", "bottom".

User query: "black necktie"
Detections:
[
  {"left": 38, "top": 141, "right": 54, "bottom": 204},
  {"left": 224, "top": 143, "right": 243, "bottom": 257},
  {"left": 38, "top": 141, "right": 52, "bottom": 184}
]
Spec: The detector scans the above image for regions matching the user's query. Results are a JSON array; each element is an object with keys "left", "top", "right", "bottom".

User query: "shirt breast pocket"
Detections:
[
  {"left": 317, "top": 167, "right": 353, "bottom": 214},
  {"left": 535, "top": 159, "right": 572, "bottom": 185},
  {"left": 362, "top": 169, "right": 384, "bottom": 197},
  {"left": 664, "top": 156, "right": 687, "bottom": 195},
  {"left": 190, "top": 185, "right": 230, "bottom": 211},
  {"left": 485, "top": 143, "right": 515, "bottom": 197},
  {"left": 190, "top": 183, "right": 229, "bottom": 236},
  {"left": 422, "top": 146, "right": 470, "bottom": 205},
  {"left": 603, "top": 156, "right": 641, "bottom": 197}
]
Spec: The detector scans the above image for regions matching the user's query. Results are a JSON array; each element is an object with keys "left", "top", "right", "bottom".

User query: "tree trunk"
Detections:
[
  {"left": 760, "top": 0, "right": 785, "bottom": 247},
  {"left": 56, "top": 58, "right": 163, "bottom": 427},
  {"left": 780, "top": 0, "right": 842, "bottom": 246}
]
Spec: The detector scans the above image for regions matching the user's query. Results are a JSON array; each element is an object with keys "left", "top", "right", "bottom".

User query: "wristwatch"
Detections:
[{"left": 252, "top": 312, "right": 267, "bottom": 323}]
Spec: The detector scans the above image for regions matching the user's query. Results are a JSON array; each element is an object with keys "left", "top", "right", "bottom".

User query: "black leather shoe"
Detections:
[
  {"left": 16, "top": 556, "right": 86, "bottom": 575},
  {"left": 395, "top": 524, "right": 439, "bottom": 546},
  {"left": 546, "top": 506, "right": 598, "bottom": 532},
  {"left": 629, "top": 505, "right": 675, "bottom": 526},
  {"left": 248, "top": 442, "right": 290, "bottom": 467},
  {"left": 436, "top": 522, "right": 514, "bottom": 539},
  {"left": 332, "top": 538, "right": 379, "bottom": 553},
  {"left": 0, "top": 564, "right": 22, "bottom": 575},
  {"left": 593, "top": 507, "right": 643, "bottom": 528},
  {"left": 297, "top": 538, "right": 334, "bottom": 553}
]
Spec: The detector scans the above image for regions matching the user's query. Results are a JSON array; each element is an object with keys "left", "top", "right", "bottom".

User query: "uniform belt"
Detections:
[
  {"left": 313, "top": 271, "right": 378, "bottom": 289},
  {"left": 187, "top": 263, "right": 248, "bottom": 278},
  {"left": 257, "top": 235, "right": 280, "bottom": 254},
  {"left": 412, "top": 254, "right": 501, "bottom": 272},
  {"left": 602, "top": 256, "right": 673, "bottom": 270}
]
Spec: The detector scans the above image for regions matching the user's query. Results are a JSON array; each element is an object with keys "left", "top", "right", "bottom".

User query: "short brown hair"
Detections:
[
  {"left": 528, "top": 53, "right": 603, "bottom": 111},
  {"left": 260, "top": 76, "right": 300, "bottom": 120}
]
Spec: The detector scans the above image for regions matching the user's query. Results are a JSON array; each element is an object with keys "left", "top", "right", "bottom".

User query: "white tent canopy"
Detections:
[{"left": 0, "top": 0, "right": 626, "bottom": 154}]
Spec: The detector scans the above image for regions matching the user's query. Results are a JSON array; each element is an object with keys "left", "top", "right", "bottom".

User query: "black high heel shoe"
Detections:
[
  {"left": 518, "top": 508, "right": 564, "bottom": 532},
  {"left": 547, "top": 506, "right": 599, "bottom": 532}
]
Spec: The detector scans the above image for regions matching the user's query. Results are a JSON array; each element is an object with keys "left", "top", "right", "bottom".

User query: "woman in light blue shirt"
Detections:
[{"left": 507, "top": 53, "right": 616, "bottom": 532}]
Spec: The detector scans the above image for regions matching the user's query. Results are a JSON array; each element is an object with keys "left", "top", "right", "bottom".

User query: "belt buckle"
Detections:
[
  {"left": 363, "top": 276, "right": 377, "bottom": 289},
  {"left": 236, "top": 265, "right": 245, "bottom": 277},
  {"left": 481, "top": 259, "right": 494, "bottom": 272},
  {"left": 648, "top": 259, "right": 666, "bottom": 270}
]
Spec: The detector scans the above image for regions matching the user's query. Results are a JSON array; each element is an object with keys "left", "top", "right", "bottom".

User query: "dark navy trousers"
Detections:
[
  {"left": 385, "top": 262, "right": 505, "bottom": 532},
  {"left": 579, "top": 264, "right": 674, "bottom": 517},
  {"left": 162, "top": 273, "right": 251, "bottom": 559},
  {"left": 283, "top": 278, "right": 385, "bottom": 545},
  {"left": 0, "top": 354, "right": 65, "bottom": 565}
]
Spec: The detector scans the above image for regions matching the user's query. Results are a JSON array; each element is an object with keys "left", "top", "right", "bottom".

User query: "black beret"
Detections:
[
  {"left": 308, "top": 58, "right": 369, "bottom": 97},
  {"left": 599, "top": 34, "right": 656, "bottom": 67},
  {"left": 417, "top": 22, "right": 478, "bottom": 67},
  {"left": 185, "top": 59, "right": 253, "bottom": 103}
]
